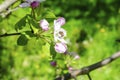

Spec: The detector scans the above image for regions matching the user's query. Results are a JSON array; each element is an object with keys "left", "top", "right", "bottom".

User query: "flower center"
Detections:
[{"left": 59, "top": 31, "right": 64, "bottom": 37}]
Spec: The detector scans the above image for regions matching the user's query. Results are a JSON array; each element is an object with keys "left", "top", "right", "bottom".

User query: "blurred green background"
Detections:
[{"left": 0, "top": 0, "right": 120, "bottom": 80}]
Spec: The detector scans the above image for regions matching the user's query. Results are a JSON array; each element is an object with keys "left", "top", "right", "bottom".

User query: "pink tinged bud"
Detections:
[
  {"left": 54, "top": 17, "right": 65, "bottom": 31},
  {"left": 56, "top": 17, "right": 65, "bottom": 26},
  {"left": 74, "top": 55, "right": 80, "bottom": 60},
  {"left": 54, "top": 43, "right": 67, "bottom": 53},
  {"left": 68, "top": 67, "right": 73, "bottom": 71},
  {"left": 40, "top": 19, "right": 49, "bottom": 31},
  {"left": 50, "top": 61, "right": 57, "bottom": 67},
  {"left": 68, "top": 52, "right": 80, "bottom": 60},
  {"left": 30, "top": 1, "right": 39, "bottom": 8}
]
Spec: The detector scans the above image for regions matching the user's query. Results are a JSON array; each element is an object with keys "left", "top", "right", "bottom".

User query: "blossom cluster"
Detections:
[
  {"left": 39, "top": 17, "right": 67, "bottom": 53},
  {"left": 20, "top": 0, "right": 67, "bottom": 54},
  {"left": 19, "top": 0, "right": 80, "bottom": 68}
]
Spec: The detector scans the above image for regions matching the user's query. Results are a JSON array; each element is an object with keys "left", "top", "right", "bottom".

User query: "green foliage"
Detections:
[
  {"left": 42, "top": 8, "right": 56, "bottom": 19},
  {"left": 17, "top": 31, "right": 35, "bottom": 46},
  {"left": 50, "top": 42, "right": 57, "bottom": 59},
  {"left": 15, "top": 15, "right": 28, "bottom": 31},
  {"left": 0, "top": 0, "right": 120, "bottom": 80},
  {"left": 17, "top": 34, "right": 28, "bottom": 45},
  {"left": 45, "top": 0, "right": 120, "bottom": 24}
]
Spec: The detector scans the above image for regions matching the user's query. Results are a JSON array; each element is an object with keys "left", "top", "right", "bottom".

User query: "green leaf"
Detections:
[
  {"left": 108, "top": 17, "right": 117, "bottom": 25},
  {"left": 15, "top": 15, "right": 28, "bottom": 31},
  {"left": 17, "top": 30, "right": 35, "bottom": 46},
  {"left": 17, "top": 34, "right": 28, "bottom": 46},
  {"left": 0, "top": 16, "right": 3, "bottom": 22},
  {"left": 42, "top": 9, "right": 56, "bottom": 18},
  {"left": 50, "top": 42, "right": 57, "bottom": 59},
  {"left": 24, "top": 31, "right": 36, "bottom": 39},
  {"left": 30, "top": 19, "right": 39, "bottom": 28},
  {"left": 27, "top": 16, "right": 39, "bottom": 34}
]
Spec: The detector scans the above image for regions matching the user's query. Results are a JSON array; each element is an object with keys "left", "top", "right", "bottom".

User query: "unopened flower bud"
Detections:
[
  {"left": 74, "top": 55, "right": 80, "bottom": 60},
  {"left": 68, "top": 52, "right": 80, "bottom": 60},
  {"left": 54, "top": 43, "right": 67, "bottom": 53},
  {"left": 54, "top": 17, "right": 66, "bottom": 31},
  {"left": 50, "top": 61, "right": 57, "bottom": 67},
  {"left": 30, "top": 1, "right": 39, "bottom": 8},
  {"left": 40, "top": 19, "right": 49, "bottom": 31},
  {"left": 56, "top": 17, "right": 65, "bottom": 26},
  {"left": 68, "top": 67, "right": 73, "bottom": 71}
]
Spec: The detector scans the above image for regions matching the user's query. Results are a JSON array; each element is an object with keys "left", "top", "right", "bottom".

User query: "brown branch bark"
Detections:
[
  {"left": 55, "top": 51, "right": 120, "bottom": 80},
  {"left": 0, "top": 0, "right": 17, "bottom": 13}
]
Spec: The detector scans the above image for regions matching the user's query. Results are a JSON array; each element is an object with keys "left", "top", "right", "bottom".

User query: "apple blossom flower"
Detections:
[
  {"left": 54, "top": 28, "right": 67, "bottom": 43},
  {"left": 40, "top": 19, "right": 49, "bottom": 31},
  {"left": 54, "top": 42, "right": 67, "bottom": 53},
  {"left": 19, "top": 0, "right": 45, "bottom": 8},
  {"left": 53, "top": 17, "right": 67, "bottom": 43},
  {"left": 54, "top": 17, "right": 65, "bottom": 31},
  {"left": 53, "top": 17, "right": 68, "bottom": 53}
]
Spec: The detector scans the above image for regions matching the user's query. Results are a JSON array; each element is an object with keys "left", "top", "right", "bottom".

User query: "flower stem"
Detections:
[{"left": 31, "top": 8, "right": 36, "bottom": 20}]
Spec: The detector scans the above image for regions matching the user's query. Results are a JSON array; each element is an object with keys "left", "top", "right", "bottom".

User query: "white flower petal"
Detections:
[
  {"left": 58, "top": 38, "right": 67, "bottom": 44},
  {"left": 54, "top": 20, "right": 61, "bottom": 31},
  {"left": 19, "top": 3, "right": 30, "bottom": 8}
]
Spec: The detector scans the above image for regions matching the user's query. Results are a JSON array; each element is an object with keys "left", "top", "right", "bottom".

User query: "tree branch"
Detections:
[
  {"left": 0, "top": 0, "right": 17, "bottom": 13},
  {"left": 55, "top": 51, "right": 120, "bottom": 80},
  {"left": 0, "top": 32, "right": 21, "bottom": 37}
]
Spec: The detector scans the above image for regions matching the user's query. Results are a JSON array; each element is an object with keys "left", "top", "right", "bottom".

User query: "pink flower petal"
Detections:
[
  {"left": 54, "top": 43, "right": 67, "bottom": 53},
  {"left": 40, "top": 19, "right": 49, "bottom": 31}
]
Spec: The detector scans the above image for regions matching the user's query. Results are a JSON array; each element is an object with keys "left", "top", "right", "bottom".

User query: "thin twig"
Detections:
[
  {"left": 55, "top": 51, "right": 120, "bottom": 80},
  {"left": 87, "top": 73, "right": 92, "bottom": 80},
  {"left": 0, "top": 32, "right": 21, "bottom": 38}
]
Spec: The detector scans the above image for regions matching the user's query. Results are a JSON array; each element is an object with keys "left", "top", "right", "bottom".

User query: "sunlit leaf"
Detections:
[
  {"left": 27, "top": 16, "right": 39, "bottom": 33},
  {"left": 42, "top": 9, "right": 56, "bottom": 18}
]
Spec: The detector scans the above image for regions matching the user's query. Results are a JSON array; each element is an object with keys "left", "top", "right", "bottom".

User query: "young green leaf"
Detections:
[
  {"left": 42, "top": 9, "right": 56, "bottom": 19},
  {"left": 17, "top": 34, "right": 28, "bottom": 46},
  {"left": 15, "top": 15, "right": 28, "bottom": 31},
  {"left": 17, "top": 31, "right": 35, "bottom": 46}
]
